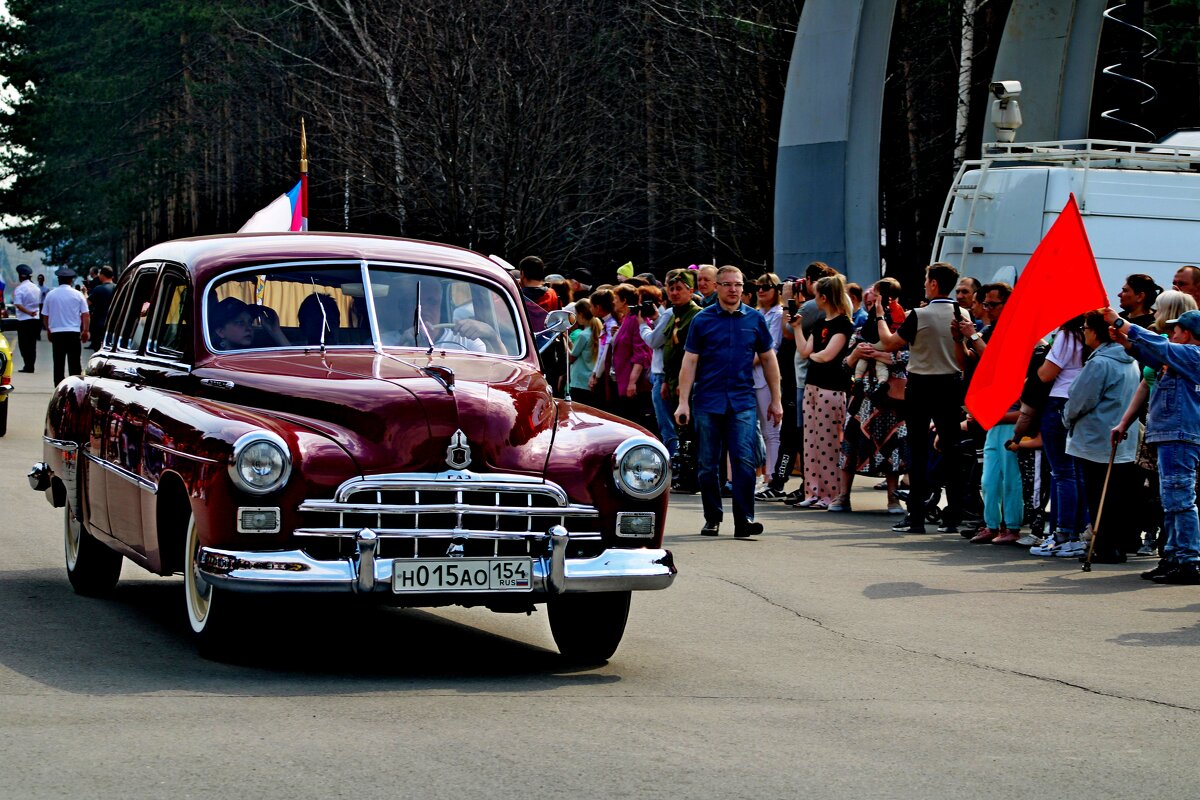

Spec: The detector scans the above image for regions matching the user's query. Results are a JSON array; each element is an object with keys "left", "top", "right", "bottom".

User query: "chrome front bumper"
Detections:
[{"left": 197, "top": 526, "right": 676, "bottom": 596}]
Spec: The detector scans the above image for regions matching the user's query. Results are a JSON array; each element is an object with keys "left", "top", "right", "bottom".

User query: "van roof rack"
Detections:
[{"left": 982, "top": 139, "right": 1200, "bottom": 173}]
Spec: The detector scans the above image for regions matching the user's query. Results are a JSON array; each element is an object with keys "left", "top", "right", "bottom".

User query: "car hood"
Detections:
[{"left": 194, "top": 350, "right": 558, "bottom": 477}]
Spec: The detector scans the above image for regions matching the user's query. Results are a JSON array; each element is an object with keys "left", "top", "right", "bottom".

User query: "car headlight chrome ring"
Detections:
[
  {"left": 228, "top": 431, "right": 292, "bottom": 495},
  {"left": 612, "top": 436, "right": 671, "bottom": 500}
]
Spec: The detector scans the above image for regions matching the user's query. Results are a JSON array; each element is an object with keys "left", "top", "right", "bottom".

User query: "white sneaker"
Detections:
[
  {"left": 1054, "top": 540, "right": 1086, "bottom": 558},
  {"left": 1015, "top": 532, "right": 1043, "bottom": 547},
  {"left": 1030, "top": 539, "right": 1061, "bottom": 556}
]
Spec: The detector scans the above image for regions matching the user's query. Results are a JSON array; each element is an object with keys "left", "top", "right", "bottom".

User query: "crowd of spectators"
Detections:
[{"left": 532, "top": 254, "right": 1200, "bottom": 582}]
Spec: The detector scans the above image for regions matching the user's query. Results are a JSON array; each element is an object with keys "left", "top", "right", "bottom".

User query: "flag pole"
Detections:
[{"left": 300, "top": 118, "right": 309, "bottom": 231}]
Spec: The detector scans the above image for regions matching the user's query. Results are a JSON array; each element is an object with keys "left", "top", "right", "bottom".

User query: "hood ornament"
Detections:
[{"left": 446, "top": 429, "right": 472, "bottom": 470}]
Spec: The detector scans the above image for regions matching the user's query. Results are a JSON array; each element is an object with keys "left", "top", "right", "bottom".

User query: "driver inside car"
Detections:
[{"left": 383, "top": 276, "right": 506, "bottom": 354}]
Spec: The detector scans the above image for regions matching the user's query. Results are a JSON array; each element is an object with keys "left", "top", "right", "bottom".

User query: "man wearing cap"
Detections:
[
  {"left": 568, "top": 269, "right": 592, "bottom": 298},
  {"left": 1109, "top": 307, "right": 1200, "bottom": 583},
  {"left": 12, "top": 264, "right": 42, "bottom": 372},
  {"left": 42, "top": 266, "right": 90, "bottom": 385}
]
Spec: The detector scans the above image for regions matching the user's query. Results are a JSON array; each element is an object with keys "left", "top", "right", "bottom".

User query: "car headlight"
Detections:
[
  {"left": 612, "top": 436, "right": 670, "bottom": 500},
  {"left": 228, "top": 431, "right": 292, "bottom": 495}
]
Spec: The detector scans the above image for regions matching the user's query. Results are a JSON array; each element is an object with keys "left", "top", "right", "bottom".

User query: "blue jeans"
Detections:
[
  {"left": 650, "top": 373, "right": 678, "bottom": 455},
  {"left": 1041, "top": 396, "right": 1087, "bottom": 538},
  {"left": 695, "top": 406, "right": 760, "bottom": 526},
  {"left": 1159, "top": 442, "right": 1200, "bottom": 563}
]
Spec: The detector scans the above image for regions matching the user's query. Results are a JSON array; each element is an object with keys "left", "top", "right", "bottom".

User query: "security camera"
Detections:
[{"left": 989, "top": 81, "right": 1022, "bottom": 101}]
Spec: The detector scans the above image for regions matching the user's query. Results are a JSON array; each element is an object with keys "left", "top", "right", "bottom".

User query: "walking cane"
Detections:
[{"left": 1081, "top": 439, "right": 1119, "bottom": 573}]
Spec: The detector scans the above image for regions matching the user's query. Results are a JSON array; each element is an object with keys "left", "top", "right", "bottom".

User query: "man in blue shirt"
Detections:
[
  {"left": 675, "top": 266, "right": 783, "bottom": 537},
  {"left": 1109, "top": 307, "right": 1200, "bottom": 583}
]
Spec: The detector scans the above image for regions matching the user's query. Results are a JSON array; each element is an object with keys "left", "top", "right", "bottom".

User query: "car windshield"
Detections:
[{"left": 205, "top": 263, "right": 522, "bottom": 356}]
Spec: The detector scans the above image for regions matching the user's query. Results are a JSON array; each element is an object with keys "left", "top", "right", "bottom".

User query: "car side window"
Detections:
[
  {"left": 148, "top": 270, "right": 191, "bottom": 362},
  {"left": 115, "top": 266, "right": 160, "bottom": 353},
  {"left": 102, "top": 281, "right": 133, "bottom": 351}
]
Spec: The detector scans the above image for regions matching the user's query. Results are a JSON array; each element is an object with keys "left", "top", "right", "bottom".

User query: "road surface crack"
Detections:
[{"left": 712, "top": 574, "right": 1200, "bottom": 714}]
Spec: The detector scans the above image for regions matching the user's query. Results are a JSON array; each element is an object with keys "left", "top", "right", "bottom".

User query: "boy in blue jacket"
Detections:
[{"left": 1108, "top": 308, "right": 1200, "bottom": 584}]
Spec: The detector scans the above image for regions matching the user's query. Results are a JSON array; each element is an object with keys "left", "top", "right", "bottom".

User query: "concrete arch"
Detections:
[
  {"left": 773, "top": 0, "right": 897, "bottom": 287},
  {"left": 986, "top": 0, "right": 1107, "bottom": 142},
  {"left": 775, "top": 0, "right": 1107, "bottom": 285}
]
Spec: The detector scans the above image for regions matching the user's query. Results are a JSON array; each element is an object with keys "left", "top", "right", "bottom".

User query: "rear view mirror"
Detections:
[{"left": 539, "top": 309, "right": 574, "bottom": 335}]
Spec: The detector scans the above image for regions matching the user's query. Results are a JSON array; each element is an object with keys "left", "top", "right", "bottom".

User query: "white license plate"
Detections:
[{"left": 392, "top": 558, "right": 533, "bottom": 593}]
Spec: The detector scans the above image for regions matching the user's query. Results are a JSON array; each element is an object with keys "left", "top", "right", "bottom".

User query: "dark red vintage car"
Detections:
[{"left": 29, "top": 233, "right": 675, "bottom": 661}]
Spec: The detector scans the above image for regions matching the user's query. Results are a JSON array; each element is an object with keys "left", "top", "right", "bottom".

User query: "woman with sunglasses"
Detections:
[{"left": 752, "top": 274, "right": 785, "bottom": 493}]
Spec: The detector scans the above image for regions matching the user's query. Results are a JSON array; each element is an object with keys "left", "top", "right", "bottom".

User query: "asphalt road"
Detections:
[{"left": 2, "top": 333, "right": 1200, "bottom": 799}]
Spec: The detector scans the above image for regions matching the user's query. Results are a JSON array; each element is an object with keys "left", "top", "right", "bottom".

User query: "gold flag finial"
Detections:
[{"left": 300, "top": 118, "right": 308, "bottom": 174}]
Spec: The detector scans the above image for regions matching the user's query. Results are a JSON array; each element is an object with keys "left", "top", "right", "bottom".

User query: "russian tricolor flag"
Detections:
[{"left": 239, "top": 180, "right": 307, "bottom": 232}]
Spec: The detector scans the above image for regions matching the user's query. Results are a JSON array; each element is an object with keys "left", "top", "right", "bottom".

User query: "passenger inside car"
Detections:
[
  {"left": 297, "top": 293, "right": 341, "bottom": 346},
  {"left": 210, "top": 297, "right": 290, "bottom": 350}
]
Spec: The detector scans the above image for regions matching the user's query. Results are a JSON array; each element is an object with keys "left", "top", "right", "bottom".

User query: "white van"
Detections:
[{"left": 932, "top": 135, "right": 1200, "bottom": 303}]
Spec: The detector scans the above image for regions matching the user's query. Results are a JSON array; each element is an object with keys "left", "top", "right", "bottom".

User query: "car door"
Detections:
[
  {"left": 79, "top": 277, "right": 139, "bottom": 537},
  {"left": 136, "top": 265, "right": 194, "bottom": 507},
  {"left": 100, "top": 264, "right": 160, "bottom": 554}
]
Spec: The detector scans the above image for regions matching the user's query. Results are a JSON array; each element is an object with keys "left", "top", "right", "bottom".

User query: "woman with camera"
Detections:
[
  {"left": 790, "top": 274, "right": 855, "bottom": 511},
  {"left": 608, "top": 283, "right": 654, "bottom": 431},
  {"left": 839, "top": 277, "right": 909, "bottom": 514}
]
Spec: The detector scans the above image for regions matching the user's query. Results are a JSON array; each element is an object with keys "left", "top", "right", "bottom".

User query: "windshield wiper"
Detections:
[
  {"left": 414, "top": 281, "right": 436, "bottom": 354},
  {"left": 310, "top": 278, "right": 328, "bottom": 354}
]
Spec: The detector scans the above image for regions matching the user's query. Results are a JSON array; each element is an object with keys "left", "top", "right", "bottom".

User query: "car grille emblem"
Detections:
[{"left": 446, "top": 429, "right": 472, "bottom": 470}]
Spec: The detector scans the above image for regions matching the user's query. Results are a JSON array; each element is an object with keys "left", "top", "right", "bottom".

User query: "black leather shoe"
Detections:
[
  {"left": 700, "top": 521, "right": 720, "bottom": 536},
  {"left": 734, "top": 521, "right": 763, "bottom": 538},
  {"left": 1153, "top": 563, "right": 1200, "bottom": 585},
  {"left": 1141, "top": 559, "right": 1174, "bottom": 581},
  {"left": 18, "top": 367, "right": 34, "bottom": 373},
  {"left": 891, "top": 517, "right": 926, "bottom": 534}
]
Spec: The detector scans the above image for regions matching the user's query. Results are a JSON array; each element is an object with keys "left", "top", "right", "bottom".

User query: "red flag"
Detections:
[{"left": 964, "top": 194, "right": 1107, "bottom": 429}]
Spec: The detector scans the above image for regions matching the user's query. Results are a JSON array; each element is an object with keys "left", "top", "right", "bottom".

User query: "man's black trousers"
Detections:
[
  {"left": 50, "top": 331, "right": 82, "bottom": 386},
  {"left": 17, "top": 318, "right": 40, "bottom": 370},
  {"left": 903, "top": 373, "right": 965, "bottom": 529}
]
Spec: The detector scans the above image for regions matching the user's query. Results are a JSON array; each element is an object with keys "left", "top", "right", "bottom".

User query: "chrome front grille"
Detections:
[{"left": 296, "top": 471, "right": 602, "bottom": 560}]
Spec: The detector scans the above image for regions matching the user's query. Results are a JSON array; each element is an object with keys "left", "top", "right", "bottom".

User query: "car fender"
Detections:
[{"left": 544, "top": 399, "right": 669, "bottom": 547}]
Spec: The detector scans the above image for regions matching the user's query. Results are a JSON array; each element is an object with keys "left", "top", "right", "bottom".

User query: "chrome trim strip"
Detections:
[
  {"left": 0, "top": 385, "right": 13, "bottom": 396},
  {"left": 200, "top": 258, "right": 527, "bottom": 359},
  {"left": 361, "top": 259, "right": 383, "bottom": 357},
  {"left": 149, "top": 442, "right": 221, "bottom": 464},
  {"left": 105, "top": 353, "right": 193, "bottom": 374},
  {"left": 44, "top": 437, "right": 80, "bottom": 452},
  {"left": 298, "top": 501, "right": 599, "bottom": 517},
  {"left": 327, "top": 470, "right": 567, "bottom": 504},
  {"left": 82, "top": 452, "right": 157, "bottom": 492},
  {"left": 197, "top": 545, "right": 676, "bottom": 595},
  {"left": 293, "top": 527, "right": 603, "bottom": 541}
]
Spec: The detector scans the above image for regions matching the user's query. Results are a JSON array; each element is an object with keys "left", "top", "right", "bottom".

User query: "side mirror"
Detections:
[{"left": 538, "top": 309, "right": 574, "bottom": 335}]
